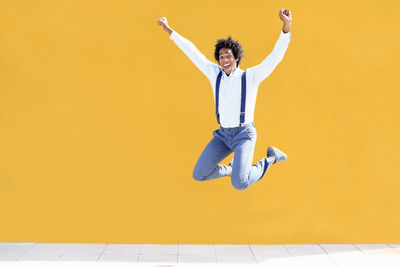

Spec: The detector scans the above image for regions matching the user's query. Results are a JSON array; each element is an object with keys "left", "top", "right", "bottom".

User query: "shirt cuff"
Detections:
[
  {"left": 170, "top": 30, "right": 177, "bottom": 40},
  {"left": 280, "top": 30, "right": 291, "bottom": 39}
]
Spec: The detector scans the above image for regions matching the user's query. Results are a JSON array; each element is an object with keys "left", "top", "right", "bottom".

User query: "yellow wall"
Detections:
[{"left": 1, "top": 0, "right": 399, "bottom": 244}]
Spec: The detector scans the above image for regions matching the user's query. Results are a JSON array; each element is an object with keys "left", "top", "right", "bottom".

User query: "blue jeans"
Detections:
[{"left": 192, "top": 123, "right": 271, "bottom": 190}]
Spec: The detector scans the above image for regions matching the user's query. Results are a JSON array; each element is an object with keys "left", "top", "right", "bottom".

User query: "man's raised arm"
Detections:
[
  {"left": 250, "top": 9, "right": 292, "bottom": 85},
  {"left": 157, "top": 17, "right": 217, "bottom": 80}
]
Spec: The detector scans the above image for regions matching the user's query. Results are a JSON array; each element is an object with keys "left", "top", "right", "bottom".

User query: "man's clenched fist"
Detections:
[
  {"left": 279, "top": 9, "right": 292, "bottom": 33},
  {"left": 157, "top": 17, "right": 168, "bottom": 29},
  {"left": 157, "top": 17, "right": 173, "bottom": 36},
  {"left": 279, "top": 9, "right": 292, "bottom": 23}
]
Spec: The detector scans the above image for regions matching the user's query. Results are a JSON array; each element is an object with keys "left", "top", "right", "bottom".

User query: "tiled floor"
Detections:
[{"left": 0, "top": 243, "right": 400, "bottom": 266}]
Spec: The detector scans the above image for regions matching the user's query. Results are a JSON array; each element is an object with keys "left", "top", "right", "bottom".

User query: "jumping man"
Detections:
[{"left": 157, "top": 9, "right": 292, "bottom": 190}]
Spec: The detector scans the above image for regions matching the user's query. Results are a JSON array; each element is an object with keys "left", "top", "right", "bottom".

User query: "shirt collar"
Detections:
[{"left": 220, "top": 66, "right": 242, "bottom": 77}]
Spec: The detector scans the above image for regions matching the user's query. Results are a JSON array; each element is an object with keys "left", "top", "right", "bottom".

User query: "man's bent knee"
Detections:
[
  {"left": 231, "top": 180, "right": 249, "bottom": 190},
  {"left": 232, "top": 182, "right": 249, "bottom": 190},
  {"left": 192, "top": 168, "right": 207, "bottom": 182},
  {"left": 231, "top": 174, "right": 250, "bottom": 190}
]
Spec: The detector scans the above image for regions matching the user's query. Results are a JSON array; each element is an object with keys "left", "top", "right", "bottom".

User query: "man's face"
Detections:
[{"left": 219, "top": 48, "right": 238, "bottom": 75}]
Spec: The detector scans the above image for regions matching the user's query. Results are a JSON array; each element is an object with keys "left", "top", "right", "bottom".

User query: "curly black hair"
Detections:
[{"left": 214, "top": 36, "right": 244, "bottom": 66}]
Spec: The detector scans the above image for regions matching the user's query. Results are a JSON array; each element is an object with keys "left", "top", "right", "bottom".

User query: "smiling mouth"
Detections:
[{"left": 223, "top": 64, "right": 230, "bottom": 69}]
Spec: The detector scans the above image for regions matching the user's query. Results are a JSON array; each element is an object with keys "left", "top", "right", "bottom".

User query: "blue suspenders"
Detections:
[
  {"left": 215, "top": 71, "right": 247, "bottom": 127},
  {"left": 240, "top": 71, "right": 247, "bottom": 126},
  {"left": 215, "top": 72, "right": 223, "bottom": 125}
]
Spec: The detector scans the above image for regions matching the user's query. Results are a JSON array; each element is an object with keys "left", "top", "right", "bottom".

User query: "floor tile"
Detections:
[
  {"left": 141, "top": 244, "right": 178, "bottom": 254},
  {"left": 0, "top": 244, "right": 34, "bottom": 254},
  {"left": 102, "top": 244, "right": 141, "bottom": 254},
  {"left": 389, "top": 244, "right": 400, "bottom": 253},
  {"left": 33, "top": 243, "right": 71, "bottom": 248},
  {"left": 319, "top": 244, "right": 359, "bottom": 253},
  {"left": 64, "top": 244, "right": 106, "bottom": 254},
  {"left": 215, "top": 244, "right": 252, "bottom": 254},
  {"left": 361, "top": 249, "right": 400, "bottom": 266},
  {"left": 263, "top": 256, "right": 300, "bottom": 267},
  {"left": 328, "top": 250, "right": 378, "bottom": 267},
  {"left": 254, "top": 253, "right": 291, "bottom": 264},
  {"left": 58, "top": 253, "right": 101, "bottom": 261},
  {"left": 178, "top": 244, "right": 215, "bottom": 255},
  {"left": 17, "top": 252, "right": 61, "bottom": 261},
  {"left": 355, "top": 244, "right": 391, "bottom": 251},
  {"left": 0, "top": 252, "right": 27, "bottom": 261},
  {"left": 294, "top": 254, "right": 337, "bottom": 267},
  {"left": 28, "top": 245, "right": 68, "bottom": 254},
  {"left": 216, "top": 253, "right": 256, "bottom": 264},
  {"left": 0, "top": 243, "right": 35, "bottom": 246},
  {"left": 178, "top": 254, "right": 217, "bottom": 263},
  {"left": 138, "top": 254, "right": 177, "bottom": 263},
  {"left": 250, "top": 245, "right": 290, "bottom": 255},
  {"left": 267, "top": 254, "right": 337, "bottom": 267},
  {"left": 284, "top": 244, "right": 326, "bottom": 256},
  {"left": 1, "top": 242, "right": 400, "bottom": 265},
  {"left": 98, "top": 254, "right": 139, "bottom": 262}
]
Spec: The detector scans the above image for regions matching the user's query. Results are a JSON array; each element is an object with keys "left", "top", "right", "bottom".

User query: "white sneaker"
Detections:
[{"left": 267, "top": 146, "right": 287, "bottom": 164}]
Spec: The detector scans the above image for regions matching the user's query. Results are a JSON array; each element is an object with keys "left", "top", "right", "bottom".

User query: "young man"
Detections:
[{"left": 157, "top": 9, "right": 292, "bottom": 190}]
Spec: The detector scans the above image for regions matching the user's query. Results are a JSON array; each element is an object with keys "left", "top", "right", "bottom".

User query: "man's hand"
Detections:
[
  {"left": 279, "top": 9, "right": 292, "bottom": 33},
  {"left": 157, "top": 17, "right": 173, "bottom": 36},
  {"left": 279, "top": 9, "right": 292, "bottom": 23}
]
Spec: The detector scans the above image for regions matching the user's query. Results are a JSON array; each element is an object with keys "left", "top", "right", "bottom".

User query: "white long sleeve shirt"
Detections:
[{"left": 170, "top": 30, "right": 291, "bottom": 128}]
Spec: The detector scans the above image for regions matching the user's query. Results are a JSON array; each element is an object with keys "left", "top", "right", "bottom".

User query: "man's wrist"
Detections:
[
  {"left": 165, "top": 26, "right": 173, "bottom": 36},
  {"left": 282, "top": 22, "right": 291, "bottom": 33}
]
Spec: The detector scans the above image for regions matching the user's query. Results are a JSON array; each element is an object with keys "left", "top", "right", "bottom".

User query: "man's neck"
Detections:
[{"left": 224, "top": 66, "right": 239, "bottom": 76}]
